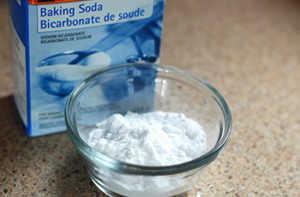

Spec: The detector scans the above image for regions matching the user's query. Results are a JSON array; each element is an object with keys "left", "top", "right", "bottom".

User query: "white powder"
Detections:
[
  {"left": 87, "top": 111, "right": 207, "bottom": 166},
  {"left": 36, "top": 52, "right": 111, "bottom": 82}
]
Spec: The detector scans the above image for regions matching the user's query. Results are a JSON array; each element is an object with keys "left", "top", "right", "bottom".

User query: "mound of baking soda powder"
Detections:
[
  {"left": 83, "top": 111, "right": 207, "bottom": 196},
  {"left": 87, "top": 111, "right": 207, "bottom": 166}
]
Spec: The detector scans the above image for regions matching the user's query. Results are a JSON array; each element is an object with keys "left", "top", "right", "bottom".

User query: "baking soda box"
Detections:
[{"left": 10, "top": 0, "right": 165, "bottom": 136}]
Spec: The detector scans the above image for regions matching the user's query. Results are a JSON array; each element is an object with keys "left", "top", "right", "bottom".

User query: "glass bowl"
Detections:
[{"left": 65, "top": 63, "right": 232, "bottom": 197}]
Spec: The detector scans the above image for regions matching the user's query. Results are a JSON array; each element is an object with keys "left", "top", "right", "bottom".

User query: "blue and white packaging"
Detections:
[{"left": 10, "top": 0, "right": 165, "bottom": 136}]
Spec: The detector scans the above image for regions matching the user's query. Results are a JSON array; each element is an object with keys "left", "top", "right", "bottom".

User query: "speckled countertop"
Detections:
[{"left": 0, "top": 0, "right": 299, "bottom": 196}]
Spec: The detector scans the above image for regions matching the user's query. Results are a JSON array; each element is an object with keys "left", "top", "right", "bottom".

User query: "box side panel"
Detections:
[{"left": 10, "top": 0, "right": 31, "bottom": 134}]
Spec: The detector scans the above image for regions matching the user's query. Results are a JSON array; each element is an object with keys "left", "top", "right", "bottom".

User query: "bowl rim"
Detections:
[{"left": 65, "top": 63, "right": 232, "bottom": 175}]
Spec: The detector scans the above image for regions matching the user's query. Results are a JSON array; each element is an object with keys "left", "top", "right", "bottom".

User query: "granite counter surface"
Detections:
[{"left": 0, "top": 0, "right": 299, "bottom": 196}]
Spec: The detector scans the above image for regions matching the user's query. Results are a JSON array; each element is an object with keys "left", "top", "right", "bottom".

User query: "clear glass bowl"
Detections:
[{"left": 65, "top": 63, "right": 232, "bottom": 197}]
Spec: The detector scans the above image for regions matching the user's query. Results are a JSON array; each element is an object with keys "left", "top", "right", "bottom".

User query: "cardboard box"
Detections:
[{"left": 10, "top": 0, "right": 165, "bottom": 136}]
